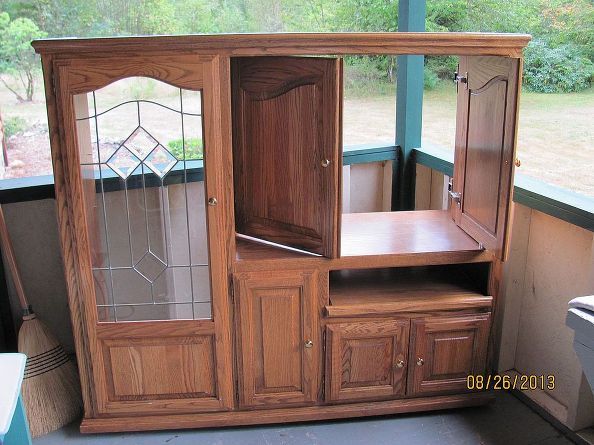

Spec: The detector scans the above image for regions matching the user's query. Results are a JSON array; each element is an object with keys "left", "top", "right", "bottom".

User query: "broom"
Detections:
[{"left": 0, "top": 204, "right": 82, "bottom": 437}]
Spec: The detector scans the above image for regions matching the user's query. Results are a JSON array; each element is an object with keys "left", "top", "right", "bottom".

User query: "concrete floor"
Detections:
[{"left": 34, "top": 392, "right": 574, "bottom": 445}]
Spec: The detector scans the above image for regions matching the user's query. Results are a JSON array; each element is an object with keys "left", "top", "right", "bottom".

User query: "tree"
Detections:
[{"left": 0, "top": 12, "right": 46, "bottom": 102}]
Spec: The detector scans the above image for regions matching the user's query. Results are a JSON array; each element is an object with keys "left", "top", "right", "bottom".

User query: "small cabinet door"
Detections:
[
  {"left": 451, "top": 56, "right": 520, "bottom": 261},
  {"left": 234, "top": 270, "right": 319, "bottom": 408},
  {"left": 326, "top": 320, "right": 409, "bottom": 402},
  {"left": 408, "top": 314, "right": 490, "bottom": 396},
  {"left": 232, "top": 56, "right": 342, "bottom": 258}
]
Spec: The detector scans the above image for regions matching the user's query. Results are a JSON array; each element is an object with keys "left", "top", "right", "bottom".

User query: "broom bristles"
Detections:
[{"left": 18, "top": 317, "right": 82, "bottom": 437}]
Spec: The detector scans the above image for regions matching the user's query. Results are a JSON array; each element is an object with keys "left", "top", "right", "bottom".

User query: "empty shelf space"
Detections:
[
  {"left": 327, "top": 265, "right": 492, "bottom": 317},
  {"left": 341, "top": 210, "right": 483, "bottom": 257}
]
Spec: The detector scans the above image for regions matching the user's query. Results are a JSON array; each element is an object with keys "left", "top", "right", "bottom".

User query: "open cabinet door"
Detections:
[
  {"left": 232, "top": 57, "right": 342, "bottom": 258},
  {"left": 451, "top": 56, "right": 520, "bottom": 261}
]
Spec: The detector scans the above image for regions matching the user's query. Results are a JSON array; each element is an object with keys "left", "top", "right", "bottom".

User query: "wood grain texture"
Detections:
[
  {"left": 235, "top": 210, "right": 494, "bottom": 272},
  {"left": 55, "top": 55, "right": 212, "bottom": 94},
  {"left": 79, "top": 392, "right": 494, "bottom": 433},
  {"left": 32, "top": 32, "right": 530, "bottom": 57},
  {"left": 451, "top": 56, "right": 520, "bottom": 261},
  {"left": 326, "top": 320, "right": 409, "bottom": 402},
  {"left": 234, "top": 270, "right": 319, "bottom": 408},
  {"left": 408, "top": 314, "right": 490, "bottom": 396},
  {"left": 327, "top": 266, "right": 492, "bottom": 317},
  {"left": 232, "top": 57, "right": 341, "bottom": 257}
]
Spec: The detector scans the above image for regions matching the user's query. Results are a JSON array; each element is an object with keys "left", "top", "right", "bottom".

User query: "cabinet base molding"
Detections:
[{"left": 80, "top": 392, "right": 494, "bottom": 434}]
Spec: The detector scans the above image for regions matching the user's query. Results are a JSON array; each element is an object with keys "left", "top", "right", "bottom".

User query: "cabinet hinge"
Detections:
[
  {"left": 230, "top": 277, "right": 235, "bottom": 304},
  {"left": 51, "top": 71, "right": 57, "bottom": 96},
  {"left": 448, "top": 178, "right": 462, "bottom": 206}
]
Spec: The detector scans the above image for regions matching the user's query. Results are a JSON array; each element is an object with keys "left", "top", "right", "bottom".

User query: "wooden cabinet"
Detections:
[
  {"left": 408, "top": 314, "right": 490, "bottom": 396},
  {"left": 232, "top": 56, "right": 342, "bottom": 258},
  {"left": 326, "top": 320, "right": 409, "bottom": 402},
  {"left": 33, "top": 32, "right": 529, "bottom": 433},
  {"left": 234, "top": 270, "right": 319, "bottom": 408}
]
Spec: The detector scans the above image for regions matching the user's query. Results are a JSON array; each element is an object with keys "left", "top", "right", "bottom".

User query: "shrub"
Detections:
[
  {"left": 523, "top": 40, "right": 594, "bottom": 93},
  {"left": 3, "top": 115, "right": 27, "bottom": 137},
  {"left": 425, "top": 55, "right": 458, "bottom": 80},
  {"left": 167, "top": 137, "right": 203, "bottom": 160},
  {"left": 424, "top": 69, "right": 439, "bottom": 90}
]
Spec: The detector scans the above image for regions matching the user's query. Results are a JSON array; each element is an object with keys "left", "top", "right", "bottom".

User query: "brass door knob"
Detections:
[
  {"left": 321, "top": 159, "right": 331, "bottom": 168},
  {"left": 416, "top": 358, "right": 424, "bottom": 366},
  {"left": 208, "top": 197, "right": 218, "bottom": 206},
  {"left": 304, "top": 340, "right": 313, "bottom": 348},
  {"left": 395, "top": 360, "right": 405, "bottom": 369},
  {"left": 514, "top": 158, "right": 521, "bottom": 167}
]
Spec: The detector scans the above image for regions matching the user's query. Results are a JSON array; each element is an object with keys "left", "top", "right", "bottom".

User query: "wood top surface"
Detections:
[
  {"left": 32, "top": 32, "right": 531, "bottom": 58},
  {"left": 340, "top": 210, "right": 482, "bottom": 256},
  {"left": 235, "top": 210, "right": 491, "bottom": 270}
]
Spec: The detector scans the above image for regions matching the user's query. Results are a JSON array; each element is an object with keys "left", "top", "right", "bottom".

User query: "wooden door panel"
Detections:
[
  {"left": 232, "top": 56, "right": 342, "bottom": 258},
  {"left": 408, "top": 314, "right": 490, "bottom": 396},
  {"left": 105, "top": 337, "right": 216, "bottom": 399},
  {"left": 452, "top": 56, "right": 520, "bottom": 261},
  {"left": 326, "top": 320, "right": 409, "bottom": 402},
  {"left": 54, "top": 55, "right": 235, "bottom": 417},
  {"left": 235, "top": 270, "right": 319, "bottom": 408}
]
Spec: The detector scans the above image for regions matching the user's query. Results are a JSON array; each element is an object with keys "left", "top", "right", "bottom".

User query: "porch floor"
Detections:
[{"left": 33, "top": 391, "right": 573, "bottom": 445}]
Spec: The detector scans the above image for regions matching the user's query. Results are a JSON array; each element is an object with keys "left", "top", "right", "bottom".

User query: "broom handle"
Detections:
[{"left": 0, "top": 204, "right": 29, "bottom": 310}]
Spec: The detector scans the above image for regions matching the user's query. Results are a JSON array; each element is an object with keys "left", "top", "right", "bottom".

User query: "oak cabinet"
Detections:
[
  {"left": 233, "top": 270, "right": 319, "bottom": 408},
  {"left": 325, "top": 320, "right": 409, "bottom": 402},
  {"left": 408, "top": 314, "right": 490, "bottom": 396},
  {"left": 33, "top": 32, "right": 529, "bottom": 433}
]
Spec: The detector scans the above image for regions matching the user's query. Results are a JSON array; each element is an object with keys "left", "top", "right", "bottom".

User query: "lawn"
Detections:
[{"left": 1, "top": 78, "right": 593, "bottom": 197}]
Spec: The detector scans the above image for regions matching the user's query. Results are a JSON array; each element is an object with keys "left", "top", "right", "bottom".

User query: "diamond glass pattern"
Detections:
[
  {"left": 124, "top": 127, "right": 159, "bottom": 160},
  {"left": 106, "top": 147, "right": 141, "bottom": 179},
  {"left": 135, "top": 251, "right": 166, "bottom": 283},
  {"left": 144, "top": 144, "right": 177, "bottom": 178}
]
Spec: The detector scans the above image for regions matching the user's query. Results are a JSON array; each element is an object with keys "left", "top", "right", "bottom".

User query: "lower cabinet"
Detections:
[
  {"left": 408, "top": 314, "right": 491, "bottom": 396},
  {"left": 325, "top": 313, "right": 491, "bottom": 402},
  {"left": 325, "top": 320, "right": 409, "bottom": 402},
  {"left": 234, "top": 270, "right": 319, "bottom": 408}
]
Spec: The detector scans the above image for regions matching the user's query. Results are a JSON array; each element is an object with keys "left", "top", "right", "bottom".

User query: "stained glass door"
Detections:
[{"left": 53, "top": 55, "right": 234, "bottom": 415}]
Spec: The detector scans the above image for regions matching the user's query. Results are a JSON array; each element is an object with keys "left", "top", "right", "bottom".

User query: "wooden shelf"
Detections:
[
  {"left": 327, "top": 266, "right": 492, "bottom": 317},
  {"left": 235, "top": 210, "right": 491, "bottom": 271}
]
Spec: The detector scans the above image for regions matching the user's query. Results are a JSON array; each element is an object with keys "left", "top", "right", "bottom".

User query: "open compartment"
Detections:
[{"left": 327, "top": 263, "right": 491, "bottom": 317}]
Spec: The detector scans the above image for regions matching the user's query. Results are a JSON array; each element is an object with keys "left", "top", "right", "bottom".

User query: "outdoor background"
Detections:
[{"left": 0, "top": 0, "right": 592, "bottom": 196}]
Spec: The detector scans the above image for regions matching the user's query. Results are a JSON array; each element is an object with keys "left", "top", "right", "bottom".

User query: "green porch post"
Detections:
[{"left": 393, "top": 0, "right": 426, "bottom": 210}]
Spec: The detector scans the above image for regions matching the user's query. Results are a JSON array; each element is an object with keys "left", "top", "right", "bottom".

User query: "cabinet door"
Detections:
[
  {"left": 51, "top": 56, "right": 235, "bottom": 416},
  {"left": 326, "top": 320, "right": 409, "bottom": 402},
  {"left": 408, "top": 314, "right": 490, "bottom": 396},
  {"left": 234, "top": 270, "right": 319, "bottom": 408},
  {"left": 451, "top": 56, "right": 520, "bottom": 261},
  {"left": 232, "top": 57, "right": 342, "bottom": 258}
]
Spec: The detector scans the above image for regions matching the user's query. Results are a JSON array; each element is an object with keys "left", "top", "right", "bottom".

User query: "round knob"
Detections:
[
  {"left": 395, "top": 359, "right": 405, "bottom": 369},
  {"left": 416, "top": 357, "right": 424, "bottom": 366},
  {"left": 208, "top": 197, "right": 218, "bottom": 206},
  {"left": 514, "top": 158, "right": 521, "bottom": 167},
  {"left": 304, "top": 340, "right": 313, "bottom": 348},
  {"left": 321, "top": 159, "right": 331, "bottom": 168}
]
